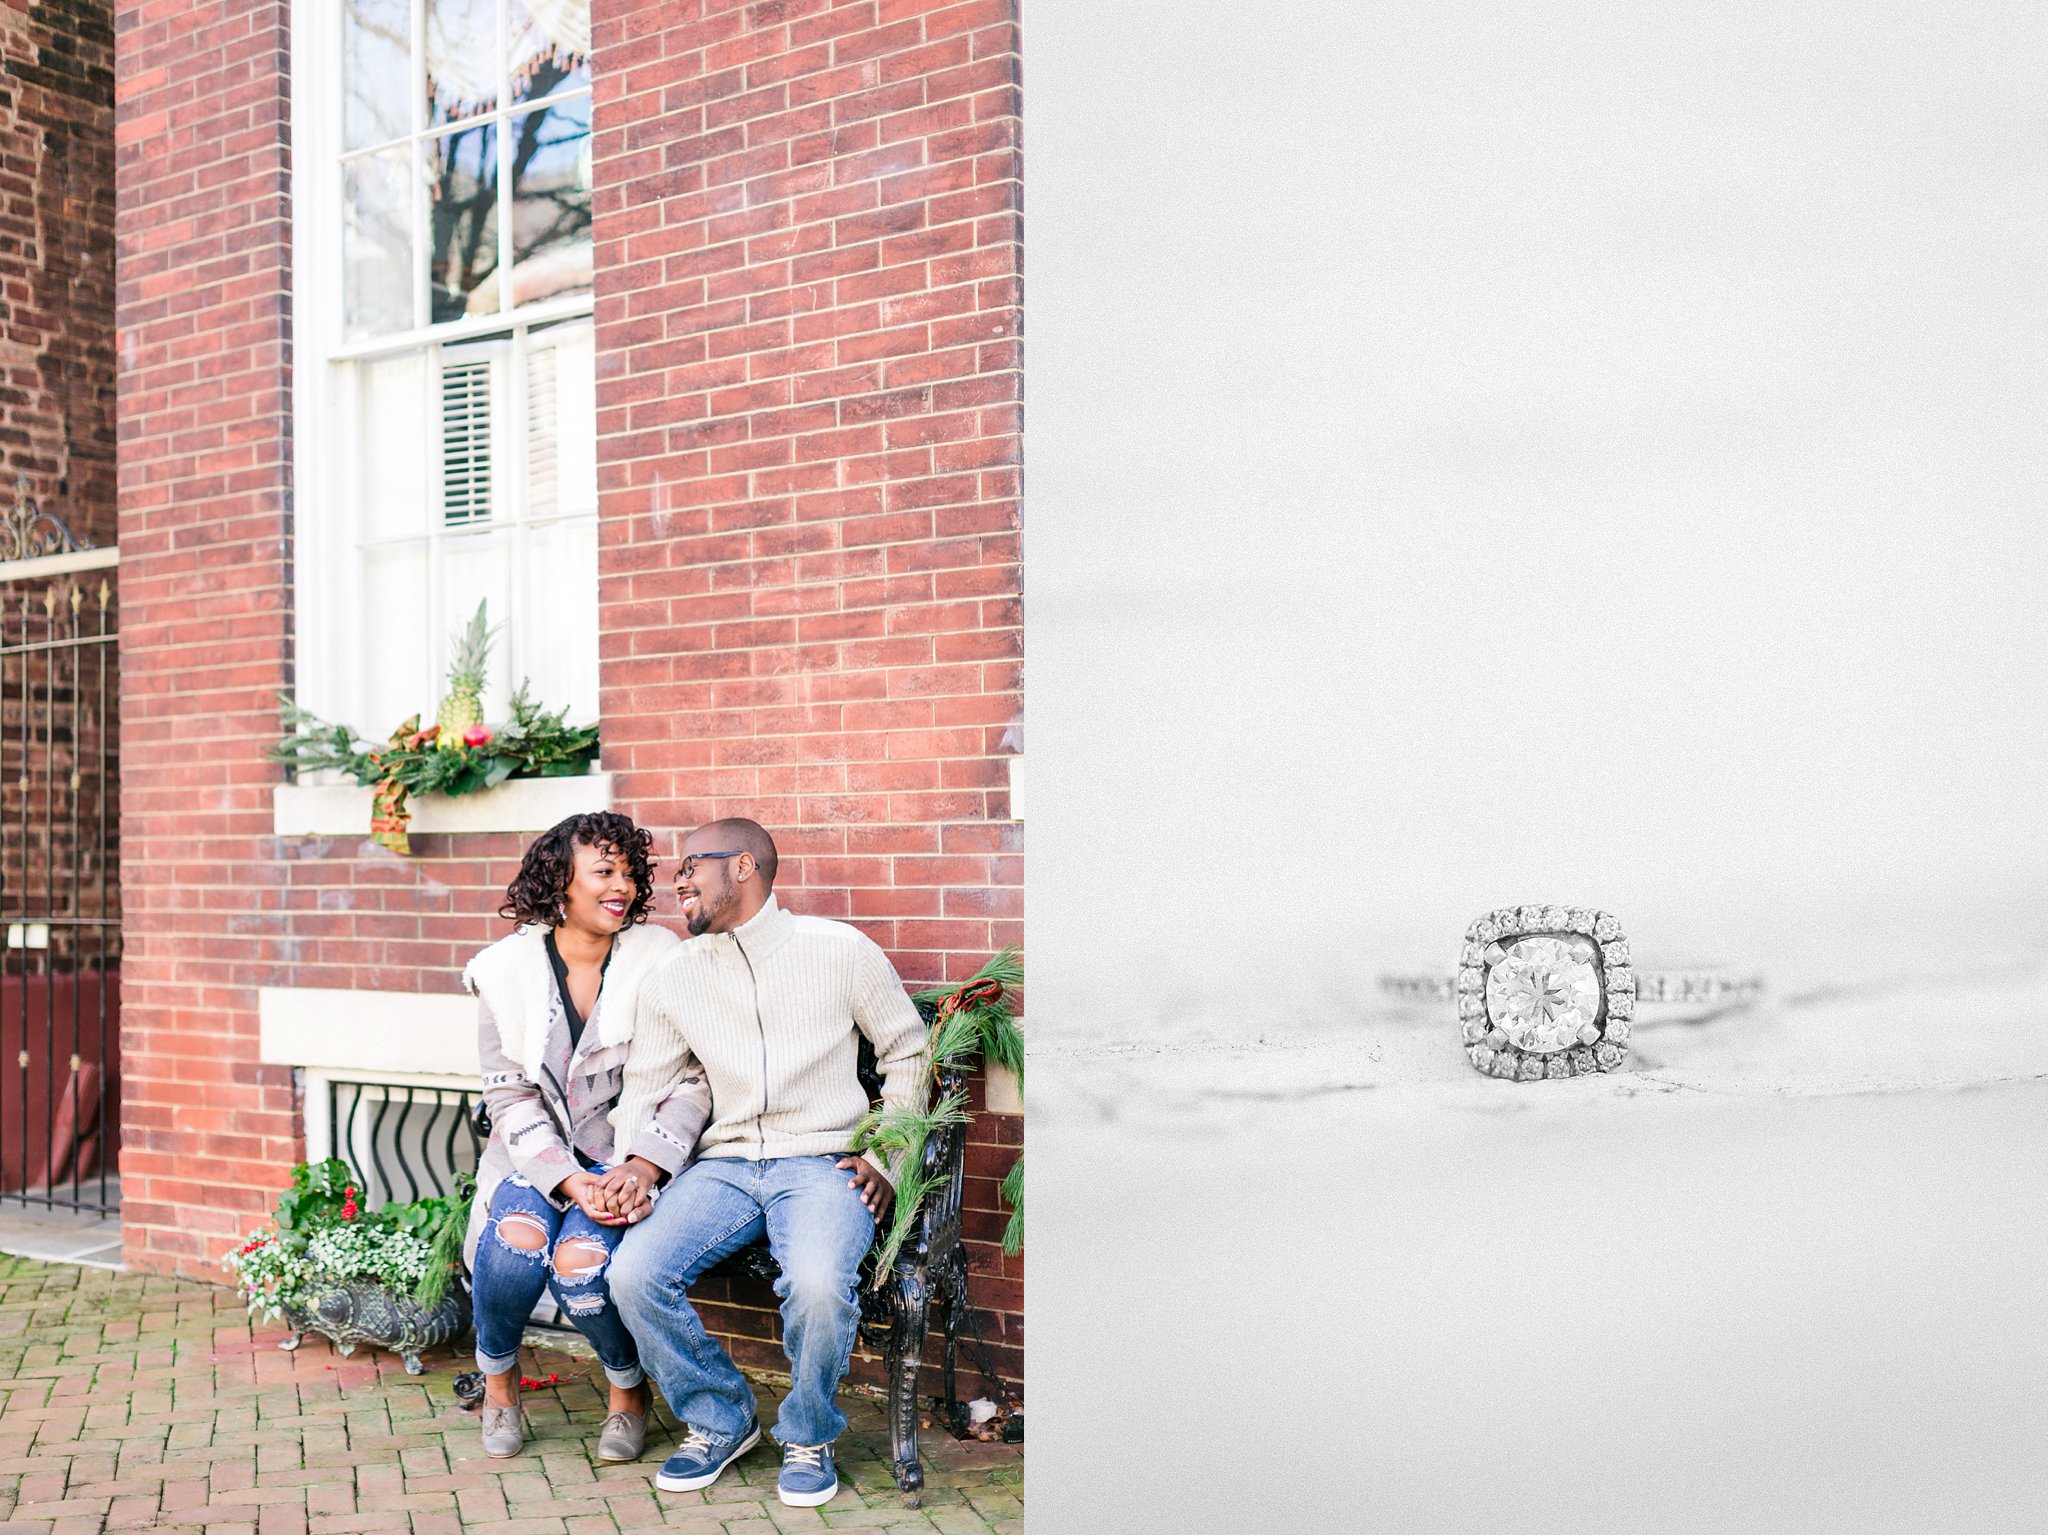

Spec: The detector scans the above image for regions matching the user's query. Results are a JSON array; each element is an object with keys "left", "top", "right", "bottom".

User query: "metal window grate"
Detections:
[
  {"left": 327, "top": 1080, "right": 482, "bottom": 1208},
  {"left": 439, "top": 361, "right": 494, "bottom": 526}
]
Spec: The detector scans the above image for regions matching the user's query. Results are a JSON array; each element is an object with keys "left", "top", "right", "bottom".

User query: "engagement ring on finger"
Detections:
[{"left": 1379, "top": 903, "right": 1764, "bottom": 1081}]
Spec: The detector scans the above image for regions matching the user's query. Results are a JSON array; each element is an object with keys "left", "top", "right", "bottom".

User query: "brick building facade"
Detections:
[{"left": 109, "top": 0, "right": 1022, "bottom": 1393}]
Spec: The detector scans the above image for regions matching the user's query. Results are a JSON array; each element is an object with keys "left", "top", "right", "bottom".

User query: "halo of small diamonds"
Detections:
[{"left": 1461, "top": 904, "right": 1633, "bottom": 1080}]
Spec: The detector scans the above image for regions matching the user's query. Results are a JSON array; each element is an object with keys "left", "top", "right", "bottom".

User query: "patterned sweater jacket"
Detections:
[
  {"left": 461, "top": 921, "right": 710, "bottom": 1268},
  {"left": 613, "top": 895, "right": 929, "bottom": 1185}
]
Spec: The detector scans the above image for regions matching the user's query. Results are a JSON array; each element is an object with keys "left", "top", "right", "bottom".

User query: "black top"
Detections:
[{"left": 544, "top": 928, "right": 614, "bottom": 1054}]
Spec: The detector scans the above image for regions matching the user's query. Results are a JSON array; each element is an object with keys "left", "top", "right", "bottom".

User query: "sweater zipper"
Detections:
[{"left": 732, "top": 934, "right": 769, "bottom": 1158}]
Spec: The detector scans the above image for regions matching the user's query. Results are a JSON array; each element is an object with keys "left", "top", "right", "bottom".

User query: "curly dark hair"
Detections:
[{"left": 499, "top": 811, "right": 658, "bottom": 928}]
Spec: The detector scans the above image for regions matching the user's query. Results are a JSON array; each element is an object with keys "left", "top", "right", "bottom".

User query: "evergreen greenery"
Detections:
[
  {"left": 853, "top": 947, "right": 1025, "bottom": 1282},
  {"left": 269, "top": 680, "right": 598, "bottom": 852},
  {"left": 271, "top": 682, "right": 598, "bottom": 794}
]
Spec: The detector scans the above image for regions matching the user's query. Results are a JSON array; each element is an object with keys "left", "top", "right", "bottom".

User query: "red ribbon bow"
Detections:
[{"left": 936, "top": 977, "right": 1005, "bottom": 1019}]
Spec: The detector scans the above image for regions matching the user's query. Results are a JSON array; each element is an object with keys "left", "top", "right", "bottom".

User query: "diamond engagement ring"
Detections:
[{"left": 1378, "top": 904, "right": 1765, "bottom": 1081}]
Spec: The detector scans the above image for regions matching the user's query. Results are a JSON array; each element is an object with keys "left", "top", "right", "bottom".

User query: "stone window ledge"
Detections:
[
  {"left": 272, "top": 773, "right": 614, "bottom": 839},
  {"left": 259, "top": 986, "right": 478, "bottom": 1077}
]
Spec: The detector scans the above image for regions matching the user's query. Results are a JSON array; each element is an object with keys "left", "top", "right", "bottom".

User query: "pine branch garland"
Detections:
[
  {"left": 270, "top": 677, "right": 598, "bottom": 853},
  {"left": 857, "top": 948, "right": 1025, "bottom": 1286},
  {"left": 411, "top": 1174, "right": 475, "bottom": 1309}
]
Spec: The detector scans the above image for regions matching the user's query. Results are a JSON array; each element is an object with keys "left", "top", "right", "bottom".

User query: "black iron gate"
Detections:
[{"left": 0, "top": 554, "right": 119, "bottom": 1213}]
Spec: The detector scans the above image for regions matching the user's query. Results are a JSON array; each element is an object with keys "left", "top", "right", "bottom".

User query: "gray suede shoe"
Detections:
[
  {"left": 480, "top": 1404, "right": 525, "bottom": 1458},
  {"left": 598, "top": 1410, "right": 647, "bottom": 1463}
]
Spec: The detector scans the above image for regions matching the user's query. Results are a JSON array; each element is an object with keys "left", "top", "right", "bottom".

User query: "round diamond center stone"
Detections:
[{"left": 1485, "top": 936, "right": 1601, "bottom": 1054}]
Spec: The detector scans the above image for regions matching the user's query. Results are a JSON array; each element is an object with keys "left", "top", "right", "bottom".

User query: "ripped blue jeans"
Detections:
[{"left": 471, "top": 1172, "right": 645, "bottom": 1389}]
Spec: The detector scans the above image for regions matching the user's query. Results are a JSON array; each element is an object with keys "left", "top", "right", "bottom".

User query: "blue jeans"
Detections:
[
  {"left": 610, "top": 1155, "right": 876, "bottom": 1447},
  {"left": 471, "top": 1173, "right": 645, "bottom": 1390}
]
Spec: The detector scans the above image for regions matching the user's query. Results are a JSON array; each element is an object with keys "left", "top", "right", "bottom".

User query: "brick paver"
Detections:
[{"left": 0, "top": 1258, "right": 1022, "bottom": 1533}]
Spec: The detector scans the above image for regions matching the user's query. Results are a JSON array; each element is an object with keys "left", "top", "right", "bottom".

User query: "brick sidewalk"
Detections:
[{"left": 0, "top": 1257, "right": 1023, "bottom": 1534}]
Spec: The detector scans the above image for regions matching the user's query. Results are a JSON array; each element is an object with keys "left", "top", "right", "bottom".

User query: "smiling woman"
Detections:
[{"left": 459, "top": 810, "right": 709, "bottom": 1464}]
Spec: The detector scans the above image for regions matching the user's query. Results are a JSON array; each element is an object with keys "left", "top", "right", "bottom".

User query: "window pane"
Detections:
[
  {"left": 344, "top": 147, "right": 415, "bottom": 339},
  {"left": 510, "top": 0, "right": 591, "bottom": 107},
  {"left": 440, "top": 531, "right": 513, "bottom": 721},
  {"left": 427, "top": 0, "right": 500, "bottom": 128},
  {"left": 507, "top": 96, "right": 592, "bottom": 309},
  {"left": 343, "top": 0, "right": 412, "bottom": 150},
  {"left": 362, "top": 541, "right": 431, "bottom": 728},
  {"left": 528, "top": 321, "right": 594, "bottom": 521},
  {"left": 521, "top": 515, "right": 598, "bottom": 719},
  {"left": 359, "top": 353, "right": 428, "bottom": 540},
  {"left": 428, "top": 122, "right": 500, "bottom": 322}
]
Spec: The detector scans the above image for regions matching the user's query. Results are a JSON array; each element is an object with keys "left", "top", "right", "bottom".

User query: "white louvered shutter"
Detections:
[
  {"left": 439, "top": 357, "right": 495, "bottom": 526},
  {"left": 526, "top": 342, "right": 559, "bottom": 520}
]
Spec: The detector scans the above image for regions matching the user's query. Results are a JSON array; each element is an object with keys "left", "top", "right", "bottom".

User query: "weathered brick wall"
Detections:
[
  {"left": 113, "top": 0, "right": 296, "bottom": 1271},
  {"left": 590, "top": 0, "right": 1025, "bottom": 1388},
  {"left": 112, "top": 0, "right": 1023, "bottom": 1395},
  {"left": 0, "top": 0, "right": 115, "bottom": 546}
]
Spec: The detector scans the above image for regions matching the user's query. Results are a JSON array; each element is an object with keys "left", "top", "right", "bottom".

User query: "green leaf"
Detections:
[{"left": 999, "top": 1154, "right": 1024, "bottom": 1256}]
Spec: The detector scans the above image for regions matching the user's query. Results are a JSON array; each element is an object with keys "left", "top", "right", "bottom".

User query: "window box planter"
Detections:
[{"left": 273, "top": 771, "right": 614, "bottom": 839}]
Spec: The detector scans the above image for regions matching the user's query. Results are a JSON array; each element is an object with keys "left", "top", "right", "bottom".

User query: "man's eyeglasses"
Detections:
[{"left": 676, "top": 851, "right": 744, "bottom": 880}]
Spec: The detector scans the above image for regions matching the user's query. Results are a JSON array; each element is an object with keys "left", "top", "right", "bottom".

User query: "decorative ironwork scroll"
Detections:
[{"left": 0, "top": 479, "right": 98, "bottom": 563}]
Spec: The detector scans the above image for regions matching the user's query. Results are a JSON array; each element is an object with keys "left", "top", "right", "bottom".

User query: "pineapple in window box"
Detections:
[
  {"left": 269, "top": 596, "right": 600, "bottom": 852},
  {"left": 435, "top": 600, "right": 497, "bottom": 751}
]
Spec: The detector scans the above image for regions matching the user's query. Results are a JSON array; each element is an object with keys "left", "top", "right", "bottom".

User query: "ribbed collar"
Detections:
[{"left": 720, "top": 892, "right": 796, "bottom": 960}]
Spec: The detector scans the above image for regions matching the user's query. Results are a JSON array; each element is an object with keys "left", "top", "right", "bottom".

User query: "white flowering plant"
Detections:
[{"left": 222, "top": 1158, "right": 472, "bottom": 1323}]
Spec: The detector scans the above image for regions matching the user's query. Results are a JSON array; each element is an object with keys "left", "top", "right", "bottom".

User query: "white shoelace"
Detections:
[
  {"left": 680, "top": 1426, "right": 720, "bottom": 1456},
  {"left": 783, "top": 1444, "right": 826, "bottom": 1471}
]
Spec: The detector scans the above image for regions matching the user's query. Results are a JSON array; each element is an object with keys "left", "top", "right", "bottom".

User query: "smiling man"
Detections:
[{"left": 606, "top": 817, "right": 928, "bottom": 1509}]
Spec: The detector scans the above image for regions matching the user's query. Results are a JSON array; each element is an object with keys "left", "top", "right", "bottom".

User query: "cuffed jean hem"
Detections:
[
  {"left": 476, "top": 1346, "right": 521, "bottom": 1376},
  {"left": 601, "top": 1362, "right": 646, "bottom": 1390}
]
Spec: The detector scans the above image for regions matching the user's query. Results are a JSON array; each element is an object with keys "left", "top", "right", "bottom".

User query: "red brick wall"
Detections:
[
  {"left": 1, "top": 0, "right": 116, "bottom": 544},
  {"left": 590, "top": 0, "right": 1024, "bottom": 1387},
  {"left": 113, "top": 0, "right": 296, "bottom": 1269},
  {"left": 113, "top": 0, "right": 1023, "bottom": 1395}
]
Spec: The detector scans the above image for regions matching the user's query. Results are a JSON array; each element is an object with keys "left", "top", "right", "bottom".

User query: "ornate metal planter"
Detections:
[{"left": 280, "top": 1279, "right": 470, "bottom": 1374}]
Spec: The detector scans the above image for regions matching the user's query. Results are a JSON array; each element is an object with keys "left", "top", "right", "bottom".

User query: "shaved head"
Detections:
[{"left": 693, "top": 817, "right": 778, "bottom": 887}]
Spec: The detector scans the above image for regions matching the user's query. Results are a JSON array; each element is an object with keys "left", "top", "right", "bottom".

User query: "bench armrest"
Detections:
[{"left": 900, "top": 1059, "right": 971, "bottom": 1272}]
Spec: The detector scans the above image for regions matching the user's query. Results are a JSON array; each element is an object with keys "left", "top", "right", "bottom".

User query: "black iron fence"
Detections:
[{"left": 0, "top": 556, "right": 119, "bottom": 1214}]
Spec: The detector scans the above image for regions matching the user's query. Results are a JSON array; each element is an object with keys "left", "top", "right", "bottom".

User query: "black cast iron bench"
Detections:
[{"left": 469, "top": 1036, "right": 973, "bottom": 1496}]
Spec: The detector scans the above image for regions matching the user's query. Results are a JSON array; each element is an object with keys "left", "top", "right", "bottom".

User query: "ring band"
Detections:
[
  {"left": 1378, "top": 903, "right": 1765, "bottom": 1081},
  {"left": 1379, "top": 970, "right": 1764, "bottom": 1008}
]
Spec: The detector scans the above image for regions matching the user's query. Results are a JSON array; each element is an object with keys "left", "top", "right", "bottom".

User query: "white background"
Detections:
[
  {"left": 1029, "top": 0, "right": 2046, "bottom": 1027},
  {"left": 1026, "top": 3, "right": 2047, "bottom": 1530}
]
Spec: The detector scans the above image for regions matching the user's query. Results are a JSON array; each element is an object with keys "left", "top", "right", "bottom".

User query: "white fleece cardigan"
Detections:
[{"left": 460, "top": 920, "right": 703, "bottom": 1266}]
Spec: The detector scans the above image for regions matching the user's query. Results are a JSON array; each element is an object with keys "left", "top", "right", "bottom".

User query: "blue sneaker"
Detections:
[
  {"left": 777, "top": 1441, "right": 837, "bottom": 1507},
  {"left": 654, "top": 1418, "right": 761, "bottom": 1493}
]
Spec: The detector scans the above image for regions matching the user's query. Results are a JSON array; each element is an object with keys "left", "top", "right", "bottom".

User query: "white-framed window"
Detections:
[{"left": 293, "top": 0, "right": 599, "bottom": 737}]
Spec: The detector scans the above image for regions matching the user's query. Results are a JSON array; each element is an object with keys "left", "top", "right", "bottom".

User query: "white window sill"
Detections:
[{"left": 273, "top": 772, "right": 614, "bottom": 838}]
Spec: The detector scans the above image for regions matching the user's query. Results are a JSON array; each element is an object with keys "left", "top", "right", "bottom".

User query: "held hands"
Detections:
[
  {"left": 594, "top": 1158, "right": 662, "bottom": 1223},
  {"left": 837, "top": 1155, "right": 896, "bottom": 1224},
  {"left": 562, "top": 1158, "right": 661, "bottom": 1226}
]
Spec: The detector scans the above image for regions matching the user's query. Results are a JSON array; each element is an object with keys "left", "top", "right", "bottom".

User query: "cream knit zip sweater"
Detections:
[{"left": 614, "top": 895, "right": 929, "bottom": 1183}]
